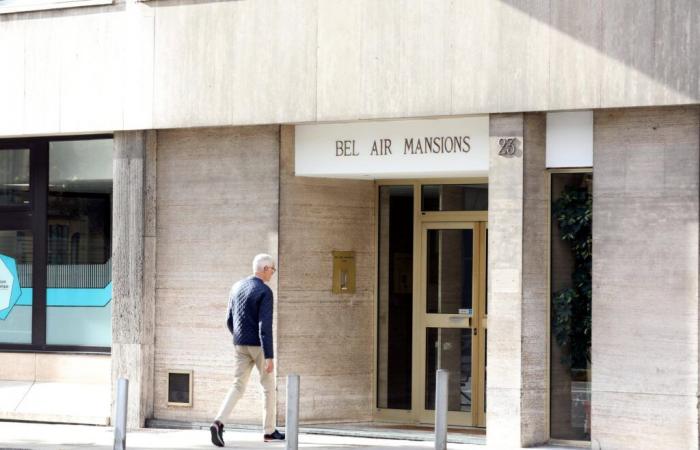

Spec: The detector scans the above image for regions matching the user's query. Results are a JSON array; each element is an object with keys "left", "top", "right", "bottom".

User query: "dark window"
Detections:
[
  {"left": 550, "top": 172, "right": 592, "bottom": 441},
  {"left": 0, "top": 149, "right": 30, "bottom": 206},
  {"left": 425, "top": 328, "right": 472, "bottom": 412},
  {"left": 168, "top": 372, "right": 192, "bottom": 405},
  {"left": 46, "top": 139, "right": 112, "bottom": 347},
  {"left": 421, "top": 184, "right": 488, "bottom": 211},
  {"left": 425, "top": 229, "right": 473, "bottom": 314},
  {"left": 376, "top": 185, "right": 413, "bottom": 410},
  {"left": 0, "top": 136, "right": 112, "bottom": 353}
]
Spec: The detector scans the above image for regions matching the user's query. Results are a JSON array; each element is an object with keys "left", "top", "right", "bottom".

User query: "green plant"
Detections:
[{"left": 552, "top": 184, "right": 592, "bottom": 372}]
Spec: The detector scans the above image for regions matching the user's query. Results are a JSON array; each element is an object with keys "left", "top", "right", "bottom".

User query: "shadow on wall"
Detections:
[{"left": 500, "top": 0, "right": 700, "bottom": 102}]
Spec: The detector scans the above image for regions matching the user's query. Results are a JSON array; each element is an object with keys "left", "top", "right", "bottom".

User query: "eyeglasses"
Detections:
[{"left": 267, "top": 266, "right": 277, "bottom": 273}]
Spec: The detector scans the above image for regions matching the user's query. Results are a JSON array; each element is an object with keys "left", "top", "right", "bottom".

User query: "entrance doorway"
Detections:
[
  {"left": 376, "top": 182, "right": 487, "bottom": 429},
  {"left": 417, "top": 221, "right": 487, "bottom": 427}
]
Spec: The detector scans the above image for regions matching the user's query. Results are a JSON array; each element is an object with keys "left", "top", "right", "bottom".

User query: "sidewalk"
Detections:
[{"left": 0, "top": 421, "right": 580, "bottom": 450}]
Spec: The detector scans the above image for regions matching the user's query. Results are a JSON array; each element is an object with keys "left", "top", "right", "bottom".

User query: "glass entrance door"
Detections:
[
  {"left": 417, "top": 221, "right": 487, "bottom": 427},
  {"left": 375, "top": 181, "right": 488, "bottom": 427}
]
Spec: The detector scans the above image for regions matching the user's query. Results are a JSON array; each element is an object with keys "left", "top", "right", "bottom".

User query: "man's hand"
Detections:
[{"left": 265, "top": 359, "right": 274, "bottom": 373}]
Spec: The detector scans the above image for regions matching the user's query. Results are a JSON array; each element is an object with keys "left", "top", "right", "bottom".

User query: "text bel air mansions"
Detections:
[{"left": 336, "top": 136, "right": 471, "bottom": 157}]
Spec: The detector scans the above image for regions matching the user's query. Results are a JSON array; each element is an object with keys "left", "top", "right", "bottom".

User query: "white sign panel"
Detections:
[
  {"left": 546, "top": 111, "right": 593, "bottom": 168},
  {"left": 295, "top": 116, "right": 489, "bottom": 179}
]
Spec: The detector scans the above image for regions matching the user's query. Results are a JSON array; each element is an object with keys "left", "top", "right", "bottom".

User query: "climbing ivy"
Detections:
[{"left": 552, "top": 184, "right": 592, "bottom": 372}]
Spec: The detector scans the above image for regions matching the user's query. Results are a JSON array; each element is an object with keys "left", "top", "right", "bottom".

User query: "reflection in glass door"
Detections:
[
  {"left": 418, "top": 222, "right": 487, "bottom": 427},
  {"left": 0, "top": 146, "right": 35, "bottom": 345},
  {"left": 0, "top": 138, "right": 112, "bottom": 352},
  {"left": 0, "top": 229, "right": 33, "bottom": 344}
]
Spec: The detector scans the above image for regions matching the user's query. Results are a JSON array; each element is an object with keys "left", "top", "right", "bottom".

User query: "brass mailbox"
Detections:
[{"left": 332, "top": 251, "right": 356, "bottom": 294}]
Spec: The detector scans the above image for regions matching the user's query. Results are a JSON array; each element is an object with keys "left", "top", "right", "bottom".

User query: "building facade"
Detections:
[{"left": 0, "top": 1, "right": 699, "bottom": 449}]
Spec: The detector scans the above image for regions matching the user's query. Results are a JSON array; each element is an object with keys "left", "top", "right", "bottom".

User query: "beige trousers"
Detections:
[{"left": 214, "top": 345, "right": 276, "bottom": 434}]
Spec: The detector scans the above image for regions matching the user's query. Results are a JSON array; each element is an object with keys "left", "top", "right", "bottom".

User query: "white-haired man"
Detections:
[{"left": 210, "top": 254, "right": 284, "bottom": 446}]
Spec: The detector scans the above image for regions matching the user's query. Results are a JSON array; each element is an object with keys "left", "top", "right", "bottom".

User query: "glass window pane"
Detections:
[
  {"left": 377, "top": 185, "right": 413, "bottom": 409},
  {"left": 550, "top": 172, "right": 592, "bottom": 441},
  {"left": 0, "top": 149, "right": 30, "bottom": 206},
  {"left": 46, "top": 139, "right": 112, "bottom": 347},
  {"left": 425, "top": 328, "right": 472, "bottom": 412},
  {"left": 0, "top": 230, "right": 33, "bottom": 344},
  {"left": 426, "top": 229, "right": 473, "bottom": 314},
  {"left": 421, "top": 184, "right": 488, "bottom": 211}
]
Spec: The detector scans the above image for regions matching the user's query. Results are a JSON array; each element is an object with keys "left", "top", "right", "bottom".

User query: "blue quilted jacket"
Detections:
[{"left": 226, "top": 276, "right": 274, "bottom": 359}]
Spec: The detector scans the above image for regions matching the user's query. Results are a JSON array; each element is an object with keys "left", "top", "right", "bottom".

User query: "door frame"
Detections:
[
  {"left": 415, "top": 220, "right": 487, "bottom": 427},
  {"left": 373, "top": 179, "right": 488, "bottom": 427}
]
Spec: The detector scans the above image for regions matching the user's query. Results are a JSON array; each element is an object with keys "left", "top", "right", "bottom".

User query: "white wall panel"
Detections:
[{"left": 546, "top": 111, "right": 593, "bottom": 168}]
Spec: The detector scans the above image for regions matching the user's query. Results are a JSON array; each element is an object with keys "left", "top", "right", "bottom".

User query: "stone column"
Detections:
[
  {"left": 520, "top": 114, "right": 548, "bottom": 446},
  {"left": 592, "top": 107, "right": 699, "bottom": 450},
  {"left": 112, "top": 130, "right": 157, "bottom": 429},
  {"left": 487, "top": 113, "right": 548, "bottom": 448}
]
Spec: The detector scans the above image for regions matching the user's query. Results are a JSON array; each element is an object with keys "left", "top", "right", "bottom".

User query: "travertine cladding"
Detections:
[
  {"left": 112, "top": 131, "right": 156, "bottom": 428},
  {"left": 592, "top": 107, "right": 700, "bottom": 450},
  {"left": 520, "top": 114, "right": 548, "bottom": 446},
  {"left": 153, "top": 126, "right": 279, "bottom": 426},
  {"left": 277, "top": 126, "right": 374, "bottom": 424},
  {"left": 1, "top": 1, "right": 700, "bottom": 136},
  {"left": 486, "top": 114, "right": 548, "bottom": 448},
  {"left": 35, "top": 354, "right": 111, "bottom": 384},
  {"left": 487, "top": 114, "right": 524, "bottom": 448},
  {"left": 0, "top": 353, "right": 110, "bottom": 384},
  {"left": 0, "top": 353, "right": 35, "bottom": 381}
]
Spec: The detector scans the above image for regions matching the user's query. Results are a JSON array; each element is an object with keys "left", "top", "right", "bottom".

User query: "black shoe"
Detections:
[
  {"left": 263, "top": 429, "right": 285, "bottom": 442},
  {"left": 210, "top": 421, "right": 224, "bottom": 447}
]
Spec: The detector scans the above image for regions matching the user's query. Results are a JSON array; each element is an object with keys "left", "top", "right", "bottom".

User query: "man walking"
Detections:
[{"left": 210, "top": 254, "right": 285, "bottom": 447}]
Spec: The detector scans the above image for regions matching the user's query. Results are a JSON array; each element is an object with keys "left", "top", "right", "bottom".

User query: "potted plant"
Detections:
[{"left": 552, "top": 183, "right": 592, "bottom": 376}]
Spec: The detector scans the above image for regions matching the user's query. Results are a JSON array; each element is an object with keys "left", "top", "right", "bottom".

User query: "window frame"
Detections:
[{"left": 0, "top": 134, "right": 112, "bottom": 354}]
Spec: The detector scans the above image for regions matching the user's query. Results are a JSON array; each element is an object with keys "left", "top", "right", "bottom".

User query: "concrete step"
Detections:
[
  {"left": 0, "top": 380, "right": 110, "bottom": 426},
  {"left": 147, "top": 419, "right": 486, "bottom": 445}
]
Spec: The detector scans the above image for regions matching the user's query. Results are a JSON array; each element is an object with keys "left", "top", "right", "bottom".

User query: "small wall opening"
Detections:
[{"left": 167, "top": 371, "right": 192, "bottom": 407}]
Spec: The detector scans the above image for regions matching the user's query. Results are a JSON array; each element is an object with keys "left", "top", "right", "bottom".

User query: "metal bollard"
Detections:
[
  {"left": 286, "top": 374, "right": 300, "bottom": 450},
  {"left": 113, "top": 378, "right": 129, "bottom": 450},
  {"left": 434, "top": 369, "right": 448, "bottom": 450}
]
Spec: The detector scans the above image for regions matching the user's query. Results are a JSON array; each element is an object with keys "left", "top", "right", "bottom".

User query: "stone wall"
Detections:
[
  {"left": 520, "top": 113, "right": 548, "bottom": 445},
  {"left": 2, "top": 1, "right": 700, "bottom": 136},
  {"left": 277, "top": 125, "right": 375, "bottom": 424},
  {"left": 112, "top": 130, "right": 156, "bottom": 428},
  {"left": 153, "top": 126, "right": 279, "bottom": 424},
  {"left": 592, "top": 106, "right": 700, "bottom": 449}
]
